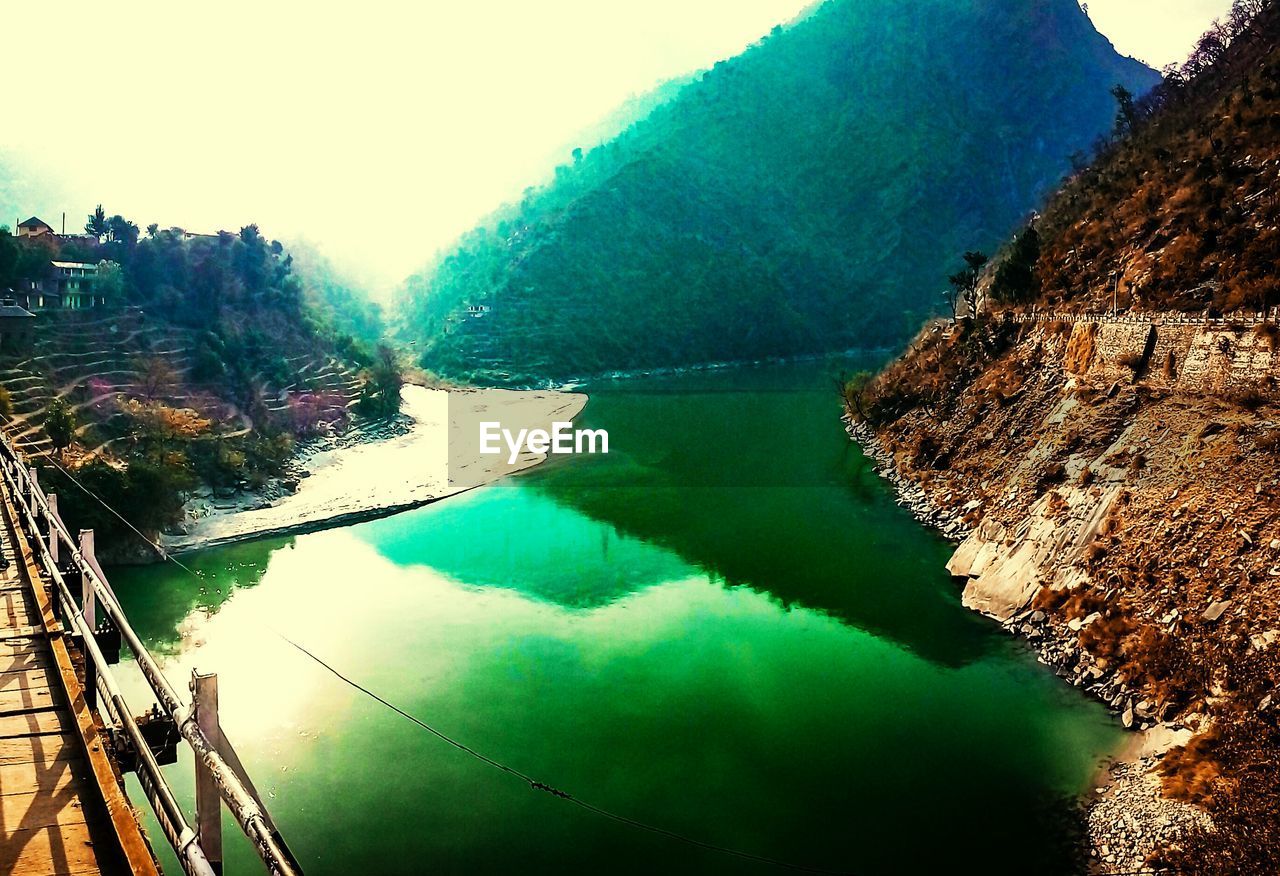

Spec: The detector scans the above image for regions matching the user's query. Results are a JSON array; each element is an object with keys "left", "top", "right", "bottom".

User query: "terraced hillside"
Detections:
[{"left": 0, "top": 308, "right": 364, "bottom": 459}]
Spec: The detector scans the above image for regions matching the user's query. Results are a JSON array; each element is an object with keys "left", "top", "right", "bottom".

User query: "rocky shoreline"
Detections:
[
  {"left": 172, "top": 414, "right": 415, "bottom": 529},
  {"left": 843, "top": 413, "right": 1212, "bottom": 874}
]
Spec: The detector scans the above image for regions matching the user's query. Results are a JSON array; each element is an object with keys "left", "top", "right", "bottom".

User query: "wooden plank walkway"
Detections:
[{"left": 0, "top": 483, "right": 157, "bottom": 875}]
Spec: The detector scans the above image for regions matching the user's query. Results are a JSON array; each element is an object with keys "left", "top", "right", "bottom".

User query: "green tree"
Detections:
[
  {"left": 1112, "top": 84, "right": 1139, "bottom": 137},
  {"left": 45, "top": 398, "right": 76, "bottom": 454},
  {"left": 96, "top": 259, "right": 125, "bottom": 300},
  {"left": 85, "top": 205, "right": 108, "bottom": 241},
  {"left": 989, "top": 226, "right": 1040, "bottom": 304},
  {"left": 106, "top": 215, "right": 139, "bottom": 247},
  {"left": 356, "top": 344, "right": 404, "bottom": 418},
  {"left": 0, "top": 230, "right": 18, "bottom": 288},
  {"left": 840, "top": 370, "right": 875, "bottom": 423},
  {"left": 946, "top": 251, "right": 989, "bottom": 319}
]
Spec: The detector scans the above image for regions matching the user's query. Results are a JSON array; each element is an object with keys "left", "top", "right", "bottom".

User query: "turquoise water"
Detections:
[{"left": 109, "top": 362, "right": 1121, "bottom": 875}]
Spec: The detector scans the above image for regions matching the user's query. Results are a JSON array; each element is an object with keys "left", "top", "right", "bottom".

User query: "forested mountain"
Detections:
[{"left": 399, "top": 0, "right": 1157, "bottom": 384}]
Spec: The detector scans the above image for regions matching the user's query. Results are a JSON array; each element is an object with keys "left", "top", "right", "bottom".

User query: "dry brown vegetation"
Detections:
[
  {"left": 1116, "top": 350, "right": 1145, "bottom": 373},
  {"left": 1255, "top": 322, "right": 1280, "bottom": 350},
  {"left": 1159, "top": 728, "right": 1224, "bottom": 805},
  {"left": 1032, "top": 1, "right": 1280, "bottom": 316}
]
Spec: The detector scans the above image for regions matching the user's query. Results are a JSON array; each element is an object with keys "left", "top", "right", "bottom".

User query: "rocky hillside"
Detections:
[
  {"left": 400, "top": 0, "right": 1156, "bottom": 384},
  {"left": 990, "top": 0, "right": 1280, "bottom": 314},
  {"left": 849, "top": 4, "right": 1280, "bottom": 873}
]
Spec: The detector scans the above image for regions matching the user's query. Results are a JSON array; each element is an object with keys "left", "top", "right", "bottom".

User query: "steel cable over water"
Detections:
[{"left": 0, "top": 441, "right": 299, "bottom": 876}]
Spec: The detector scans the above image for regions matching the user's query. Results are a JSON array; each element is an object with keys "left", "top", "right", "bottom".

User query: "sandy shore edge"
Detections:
[{"left": 161, "top": 384, "right": 587, "bottom": 554}]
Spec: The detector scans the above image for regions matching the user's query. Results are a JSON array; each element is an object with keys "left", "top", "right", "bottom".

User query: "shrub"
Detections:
[
  {"left": 45, "top": 398, "right": 76, "bottom": 452},
  {"left": 1159, "top": 729, "right": 1223, "bottom": 806},
  {"left": 840, "top": 371, "right": 875, "bottom": 422},
  {"left": 1116, "top": 350, "right": 1145, "bottom": 372},
  {"left": 1038, "top": 461, "right": 1066, "bottom": 492},
  {"left": 908, "top": 432, "right": 949, "bottom": 469},
  {"left": 1255, "top": 429, "right": 1280, "bottom": 452},
  {"left": 1083, "top": 541, "right": 1108, "bottom": 566},
  {"left": 1229, "top": 386, "right": 1268, "bottom": 410}
]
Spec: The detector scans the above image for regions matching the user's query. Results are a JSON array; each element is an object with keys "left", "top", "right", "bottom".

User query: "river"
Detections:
[{"left": 109, "top": 360, "right": 1122, "bottom": 875}]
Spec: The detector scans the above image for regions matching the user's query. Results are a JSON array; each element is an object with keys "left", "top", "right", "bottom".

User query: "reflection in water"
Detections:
[
  {"left": 108, "top": 362, "right": 1121, "bottom": 876},
  {"left": 112, "top": 537, "right": 292, "bottom": 653},
  {"left": 522, "top": 363, "right": 995, "bottom": 667}
]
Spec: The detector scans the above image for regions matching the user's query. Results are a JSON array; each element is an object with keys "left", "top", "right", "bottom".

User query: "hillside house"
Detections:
[
  {"left": 51, "top": 261, "right": 101, "bottom": 307},
  {"left": 11, "top": 279, "right": 54, "bottom": 310},
  {"left": 16, "top": 216, "right": 54, "bottom": 238},
  {"left": 11, "top": 261, "right": 112, "bottom": 310},
  {"left": 0, "top": 300, "right": 36, "bottom": 351}
]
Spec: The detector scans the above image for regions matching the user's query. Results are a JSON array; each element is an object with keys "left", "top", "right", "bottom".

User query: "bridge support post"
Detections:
[
  {"left": 192, "top": 670, "right": 224, "bottom": 875},
  {"left": 79, "top": 530, "right": 98, "bottom": 708},
  {"left": 26, "top": 466, "right": 38, "bottom": 529},
  {"left": 47, "top": 494, "right": 61, "bottom": 619},
  {"left": 47, "top": 493, "right": 59, "bottom": 566},
  {"left": 79, "top": 530, "right": 96, "bottom": 629}
]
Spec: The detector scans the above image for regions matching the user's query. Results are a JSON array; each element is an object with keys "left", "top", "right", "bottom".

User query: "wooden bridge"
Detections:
[{"left": 0, "top": 432, "right": 302, "bottom": 875}]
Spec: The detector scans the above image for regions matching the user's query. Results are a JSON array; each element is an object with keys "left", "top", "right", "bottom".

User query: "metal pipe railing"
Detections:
[
  {"left": 0, "top": 435, "right": 300, "bottom": 876},
  {"left": 34, "top": 528, "right": 215, "bottom": 876}
]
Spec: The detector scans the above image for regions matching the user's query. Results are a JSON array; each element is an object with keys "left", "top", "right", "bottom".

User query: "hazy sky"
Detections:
[
  {"left": 1085, "top": 0, "right": 1236, "bottom": 68},
  {"left": 1, "top": 0, "right": 1236, "bottom": 293}
]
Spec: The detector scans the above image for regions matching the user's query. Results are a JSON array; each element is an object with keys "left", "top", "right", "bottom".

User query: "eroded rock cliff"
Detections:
[{"left": 850, "top": 313, "right": 1280, "bottom": 872}]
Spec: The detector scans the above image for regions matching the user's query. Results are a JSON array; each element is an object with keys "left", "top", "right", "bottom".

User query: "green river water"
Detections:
[{"left": 109, "top": 361, "right": 1122, "bottom": 875}]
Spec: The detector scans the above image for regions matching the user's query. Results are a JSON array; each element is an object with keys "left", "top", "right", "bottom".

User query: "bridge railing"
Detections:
[{"left": 0, "top": 432, "right": 302, "bottom": 876}]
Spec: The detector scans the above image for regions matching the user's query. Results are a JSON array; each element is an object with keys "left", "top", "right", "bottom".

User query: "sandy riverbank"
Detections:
[{"left": 161, "top": 384, "right": 587, "bottom": 553}]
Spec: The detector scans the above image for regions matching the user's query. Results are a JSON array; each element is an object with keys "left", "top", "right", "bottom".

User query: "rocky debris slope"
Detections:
[{"left": 1088, "top": 759, "right": 1213, "bottom": 873}]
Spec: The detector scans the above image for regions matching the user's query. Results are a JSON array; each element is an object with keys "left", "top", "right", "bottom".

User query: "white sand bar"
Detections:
[{"left": 161, "top": 384, "right": 587, "bottom": 553}]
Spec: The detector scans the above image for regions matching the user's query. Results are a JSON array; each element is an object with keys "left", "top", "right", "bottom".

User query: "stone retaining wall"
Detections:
[
  {"left": 1051, "top": 316, "right": 1279, "bottom": 395},
  {"left": 1009, "top": 308, "right": 1280, "bottom": 326}
]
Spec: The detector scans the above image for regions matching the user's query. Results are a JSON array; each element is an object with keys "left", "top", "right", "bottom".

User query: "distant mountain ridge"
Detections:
[{"left": 399, "top": 0, "right": 1158, "bottom": 383}]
